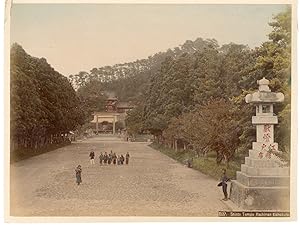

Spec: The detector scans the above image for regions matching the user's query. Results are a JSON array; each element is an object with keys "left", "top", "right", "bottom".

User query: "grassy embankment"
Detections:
[
  {"left": 150, "top": 143, "right": 243, "bottom": 180},
  {"left": 10, "top": 142, "right": 72, "bottom": 163}
]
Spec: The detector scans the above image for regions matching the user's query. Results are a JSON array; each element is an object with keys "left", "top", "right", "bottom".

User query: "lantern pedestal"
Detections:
[
  {"left": 230, "top": 179, "right": 289, "bottom": 210},
  {"left": 230, "top": 78, "right": 290, "bottom": 210}
]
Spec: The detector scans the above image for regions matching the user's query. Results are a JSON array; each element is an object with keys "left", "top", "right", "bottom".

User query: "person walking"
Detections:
[
  {"left": 117, "top": 155, "right": 121, "bottom": 165},
  {"left": 99, "top": 152, "right": 103, "bottom": 165},
  {"left": 125, "top": 152, "right": 130, "bottom": 165},
  {"left": 113, "top": 153, "right": 117, "bottom": 165},
  {"left": 120, "top": 154, "right": 125, "bottom": 165},
  {"left": 218, "top": 169, "right": 231, "bottom": 201},
  {"left": 108, "top": 153, "right": 112, "bottom": 165},
  {"left": 103, "top": 152, "right": 108, "bottom": 165},
  {"left": 75, "top": 165, "right": 82, "bottom": 185},
  {"left": 89, "top": 151, "right": 95, "bottom": 165}
]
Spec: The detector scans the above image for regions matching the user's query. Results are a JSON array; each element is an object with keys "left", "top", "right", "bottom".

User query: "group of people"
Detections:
[
  {"left": 89, "top": 150, "right": 130, "bottom": 165},
  {"left": 75, "top": 151, "right": 131, "bottom": 185}
]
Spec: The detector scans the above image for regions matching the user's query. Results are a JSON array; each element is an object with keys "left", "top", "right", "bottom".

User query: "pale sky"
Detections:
[{"left": 10, "top": 4, "right": 288, "bottom": 76}]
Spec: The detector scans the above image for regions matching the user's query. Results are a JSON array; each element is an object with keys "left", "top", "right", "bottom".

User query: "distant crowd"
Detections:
[{"left": 89, "top": 150, "right": 130, "bottom": 165}]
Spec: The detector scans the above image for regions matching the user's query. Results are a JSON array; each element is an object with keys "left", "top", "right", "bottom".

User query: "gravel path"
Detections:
[{"left": 10, "top": 136, "right": 229, "bottom": 217}]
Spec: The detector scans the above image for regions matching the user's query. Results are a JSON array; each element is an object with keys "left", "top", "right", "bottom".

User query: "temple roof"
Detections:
[
  {"left": 92, "top": 112, "right": 120, "bottom": 116},
  {"left": 117, "top": 102, "right": 134, "bottom": 109}
]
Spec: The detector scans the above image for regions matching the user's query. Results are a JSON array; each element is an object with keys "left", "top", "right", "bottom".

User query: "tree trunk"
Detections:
[{"left": 224, "top": 155, "right": 229, "bottom": 169}]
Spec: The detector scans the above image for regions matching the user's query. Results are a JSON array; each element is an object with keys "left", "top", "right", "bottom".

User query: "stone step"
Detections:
[
  {"left": 230, "top": 180, "right": 290, "bottom": 210},
  {"left": 236, "top": 171, "right": 290, "bottom": 187},
  {"left": 241, "top": 164, "right": 289, "bottom": 176},
  {"left": 245, "top": 157, "right": 280, "bottom": 168}
]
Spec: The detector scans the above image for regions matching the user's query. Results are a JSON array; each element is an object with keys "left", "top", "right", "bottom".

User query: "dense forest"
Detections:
[
  {"left": 10, "top": 44, "right": 85, "bottom": 152},
  {"left": 70, "top": 8, "right": 291, "bottom": 166}
]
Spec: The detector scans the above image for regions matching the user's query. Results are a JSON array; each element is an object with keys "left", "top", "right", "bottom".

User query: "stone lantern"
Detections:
[{"left": 230, "top": 77, "right": 289, "bottom": 210}]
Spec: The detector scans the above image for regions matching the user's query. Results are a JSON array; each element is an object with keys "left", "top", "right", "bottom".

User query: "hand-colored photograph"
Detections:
[{"left": 6, "top": 0, "right": 296, "bottom": 221}]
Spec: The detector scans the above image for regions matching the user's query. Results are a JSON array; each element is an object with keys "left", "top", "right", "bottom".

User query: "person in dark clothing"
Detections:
[
  {"left": 99, "top": 153, "right": 103, "bottom": 165},
  {"left": 113, "top": 153, "right": 117, "bottom": 165},
  {"left": 117, "top": 155, "right": 121, "bottom": 165},
  {"left": 89, "top": 151, "right": 95, "bottom": 165},
  {"left": 75, "top": 165, "right": 82, "bottom": 185},
  {"left": 120, "top": 154, "right": 125, "bottom": 165},
  {"left": 103, "top": 152, "right": 108, "bottom": 164},
  {"left": 108, "top": 153, "right": 112, "bottom": 164},
  {"left": 125, "top": 152, "right": 130, "bottom": 165},
  {"left": 218, "top": 169, "right": 231, "bottom": 201}
]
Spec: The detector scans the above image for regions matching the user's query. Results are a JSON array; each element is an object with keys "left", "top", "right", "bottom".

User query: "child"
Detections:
[
  {"left": 218, "top": 169, "right": 231, "bottom": 201},
  {"left": 75, "top": 165, "right": 82, "bottom": 185}
]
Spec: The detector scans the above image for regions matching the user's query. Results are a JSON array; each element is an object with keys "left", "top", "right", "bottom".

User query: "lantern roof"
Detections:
[{"left": 245, "top": 77, "right": 284, "bottom": 104}]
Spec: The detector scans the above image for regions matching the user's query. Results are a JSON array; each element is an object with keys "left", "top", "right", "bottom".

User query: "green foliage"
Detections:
[
  {"left": 77, "top": 80, "right": 107, "bottom": 122},
  {"left": 150, "top": 143, "right": 240, "bottom": 180},
  {"left": 164, "top": 99, "right": 241, "bottom": 165},
  {"left": 129, "top": 8, "right": 291, "bottom": 165},
  {"left": 10, "top": 43, "right": 84, "bottom": 150},
  {"left": 125, "top": 105, "right": 144, "bottom": 135},
  {"left": 67, "top": 8, "right": 292, "bottom": 168}
]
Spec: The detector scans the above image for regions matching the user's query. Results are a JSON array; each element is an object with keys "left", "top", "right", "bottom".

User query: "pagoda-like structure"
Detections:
[
  {"left": 230, "top": 78, "right": 290, "bottom": 210},
  {"left": 91, "top": 96, "right": 134, "bottom": 134}
]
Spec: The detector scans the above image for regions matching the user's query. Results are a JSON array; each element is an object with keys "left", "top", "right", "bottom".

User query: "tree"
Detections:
[
  {"left": 77, "top": 80, "right": 107, "bottom": 122},
  {"left": 182, "top": 99, "right": 241, "bottom": 166},
  {"left": 10, "top": 43, "right": 84, "bottom": 150},
  {"left": 125, "top": 105, "right": 144, "bottom": 135}
]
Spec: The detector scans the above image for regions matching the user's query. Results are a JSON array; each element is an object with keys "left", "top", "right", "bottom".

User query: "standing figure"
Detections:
[
  {"left": 103, "top": 152, "right": 108, "bottom": 164},
  {"left": 75, "top": 165, "right": 82, "bottom": 185},
  {"left": 117, "top": 155, "right": 121, "bottom": 165},
  {"left": 125, "top": 152, "right": 130, "bottom": 165},
  {"left": 218, "top": 169, "right": 231, "bottom": 201},
  {"left": 99, "top": 152, "right": 103, "bottom": 165},
  {"left": 108, "top": 153, "right": 112, "bottom": 165},
  {"left": 120, "top": 154, "right": 125, "bottom": 165},
  {"left": 89, "top": 151, "right": 95, "bottom": 165},
  {"left": 113, "top": 153, "right": 117, "bottom": 165}
]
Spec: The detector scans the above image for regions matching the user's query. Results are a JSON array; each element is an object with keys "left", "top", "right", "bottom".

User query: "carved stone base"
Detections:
[{"left": 230, "top": 177, "right": 290, "bottom": 210}]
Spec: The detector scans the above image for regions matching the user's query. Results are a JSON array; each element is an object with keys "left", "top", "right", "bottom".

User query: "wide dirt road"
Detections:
[{"left": 10, "top": 135, "right": 229, "bottom": 217}]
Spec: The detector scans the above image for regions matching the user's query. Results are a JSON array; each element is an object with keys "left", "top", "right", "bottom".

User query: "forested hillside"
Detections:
[
  {"left": 10, "top": 44, "right": 85, "bottom": 152},
  {"left": 69, "top": 38, "right": 219, "bottom": 103},
  {"left": 71, "top": 7, "right": 291, "bottom": 167},
  {"left": 128, "top": 7, "right": 291, "bottom": 165}
]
